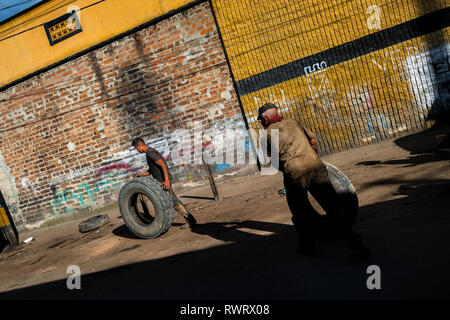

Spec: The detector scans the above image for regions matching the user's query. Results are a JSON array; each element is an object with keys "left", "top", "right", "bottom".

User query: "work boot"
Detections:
[{"left": 345, "top": 232, "right": 371, "bottom": 259}]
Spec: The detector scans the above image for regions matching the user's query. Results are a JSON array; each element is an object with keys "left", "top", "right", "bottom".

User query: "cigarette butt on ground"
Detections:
[{"left": 23, "top": 237, "right": 34, "bottom": 244}]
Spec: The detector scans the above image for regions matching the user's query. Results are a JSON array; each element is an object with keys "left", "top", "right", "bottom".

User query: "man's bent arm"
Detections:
[
  {"left": 155, "top": 159, "right": 170, "bottom": 185},
  {"left": 304, "top": 127, "right": 319, "bottom": 153}
]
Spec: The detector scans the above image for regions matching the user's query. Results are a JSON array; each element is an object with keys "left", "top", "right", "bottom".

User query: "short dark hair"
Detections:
[{"left": 132, "top": 137, "right": 146, "bottom": 147}]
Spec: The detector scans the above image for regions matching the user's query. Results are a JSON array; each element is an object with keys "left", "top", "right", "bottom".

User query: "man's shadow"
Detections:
[
  {"left": 189, "top": 218, "right": 336, "bottom": 244},
  {"left": 190, "top": 220, "right": 292, "bottom": 243}
]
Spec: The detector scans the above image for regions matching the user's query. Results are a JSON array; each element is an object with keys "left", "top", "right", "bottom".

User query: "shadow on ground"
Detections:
[
  {"left": 0, "top": 176, "right": 449, "bottom": 299},
  {"left": 357, "top": 151, "right": 450, "bottom": 167},
  {"left": 392, "top": 123, "right": 450, "bottom": 154},
  {"left": 180, "top": 195, "right": 216, "bottom": 201},
  {"left": 357, "top": 124, "right": 450, "bottom": 168},
  {"left": 0, "top": 237, "right": 8, "bottom": 254},
  {"left": 112, "top": 222, "right": 186, "bottom": 240}
]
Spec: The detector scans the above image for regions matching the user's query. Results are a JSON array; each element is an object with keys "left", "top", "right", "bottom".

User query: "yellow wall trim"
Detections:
[{"left": 0, "top": 0, "right": 201, "bottom": 88}]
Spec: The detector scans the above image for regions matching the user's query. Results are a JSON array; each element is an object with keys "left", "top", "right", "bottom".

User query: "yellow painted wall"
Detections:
[
  {"left": 213, "top": 0, "right": 448, "bottom": 81},
  {"left": 212, "top": 0, "right": 450, "bottom": 154},
  {"left": 0, "top": 0, "right": 196, "bottom": 87},
  {"left": 240, "top": 30, "right": 449, "bottom": 150},
  {"left": 0, "top": 207, "right": 11, "bottom": 228}
]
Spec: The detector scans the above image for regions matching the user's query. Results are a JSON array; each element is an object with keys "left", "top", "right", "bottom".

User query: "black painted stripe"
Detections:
[{"left": 235, "top": 6, "right": 450, "bottom": 96}]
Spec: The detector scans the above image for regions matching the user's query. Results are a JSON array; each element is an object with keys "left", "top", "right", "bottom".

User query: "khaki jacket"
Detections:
[{"left": 267, "top": 118, "right": 324, "bottom": 186}]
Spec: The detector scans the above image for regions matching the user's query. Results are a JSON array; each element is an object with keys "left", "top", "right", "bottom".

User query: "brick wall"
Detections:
[{"left": 0, "top": 2, "right": 249, "bottom": 230}]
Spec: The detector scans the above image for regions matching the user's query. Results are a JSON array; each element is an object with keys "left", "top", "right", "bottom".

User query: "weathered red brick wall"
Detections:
[{"left": 0, "top": 2, "right": 248, "bottom": 230}]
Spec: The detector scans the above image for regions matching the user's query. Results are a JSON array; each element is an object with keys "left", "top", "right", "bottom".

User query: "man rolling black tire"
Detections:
[
  {"left": 258, "top": 103, "right": 369, "bottom": 258},
  {"left": 132, "top": 137, "right": 197, "bottom": 227}
]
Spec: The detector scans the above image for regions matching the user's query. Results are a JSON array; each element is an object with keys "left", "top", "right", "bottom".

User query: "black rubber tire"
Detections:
[
  {"left": 322, "top": 162, "right": 359, "bottom": 225},
  {"left": 118, "top": 176, "right": 174, "bottom": 239},
  {"left": 1, "top": 225, "right": 18, "bottom": 246},
  {"left": 78, "top": 214, "right": 110, "bottom": 233}
]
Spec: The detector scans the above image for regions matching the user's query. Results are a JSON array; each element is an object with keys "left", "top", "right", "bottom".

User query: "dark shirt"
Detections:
[{"left": 146, "top": 147, "right": 172, "bottom": 183}]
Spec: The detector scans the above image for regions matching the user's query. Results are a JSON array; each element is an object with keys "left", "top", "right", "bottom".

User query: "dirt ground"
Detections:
[{"left": 0, "top": 125, "right": 449, "bottom": 299}]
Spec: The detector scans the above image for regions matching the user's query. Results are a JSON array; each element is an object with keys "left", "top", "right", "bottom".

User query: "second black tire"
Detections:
[
  {"left": 79, "top": 214, "right": 110, "bottom": 233},
  {"left": 118, "top": 176, "right": 175, "bottom": 239},
  {"left": 316, "top": 162, "right": 359, "bottom": 225}
]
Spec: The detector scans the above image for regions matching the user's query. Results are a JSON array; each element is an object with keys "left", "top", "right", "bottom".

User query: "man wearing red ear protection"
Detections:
[{"left": 258, "top": 103, "right": 369, "bottom": 258}]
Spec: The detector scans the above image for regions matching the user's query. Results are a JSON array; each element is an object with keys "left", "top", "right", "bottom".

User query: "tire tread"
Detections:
[{"left": 119, "top": 176, "right": 174, "bottom": 239}]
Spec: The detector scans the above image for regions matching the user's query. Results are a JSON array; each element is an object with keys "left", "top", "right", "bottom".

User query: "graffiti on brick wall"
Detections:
[
  {"left": 51, "top": 167, "right": 95, "bottom": 186},
  {"left": 51, "top": 163, "right": 135, "bottom": 215},
  {"left": 13, "top": 112, "right": 251, "bottom": 220},
  {"left": 95, "top": 163, "right": 134, "bottom": 179},
  {"left": 49, "top": 113, "right": 249, "bottom": 215},
  {"left": 51, "top": 181, "right": 117, "bottom": 215},
  {"left": 0, "top": 1, "right": 247, "bottom": 227}
]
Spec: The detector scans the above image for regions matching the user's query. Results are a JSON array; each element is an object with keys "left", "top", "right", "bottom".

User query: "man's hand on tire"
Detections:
[{"left": 162, "top": 179, "right": 170, "bottom": 190}]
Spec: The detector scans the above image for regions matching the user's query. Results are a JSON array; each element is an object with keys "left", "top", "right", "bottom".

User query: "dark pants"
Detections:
[
  {"left": 285, "top": 166, "right": 353, "bottom": 242},
  {"left": 168, "top": 188, "right": 191, "bottom": 217}
]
